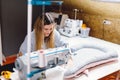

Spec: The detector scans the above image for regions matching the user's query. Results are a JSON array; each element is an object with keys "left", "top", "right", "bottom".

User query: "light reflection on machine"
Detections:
[{"left": 15, "top": 46, "right": 71, "bottom": 80}]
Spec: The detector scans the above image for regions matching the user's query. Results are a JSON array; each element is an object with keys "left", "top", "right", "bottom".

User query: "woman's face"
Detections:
[{"left": 43, "top": 24, "right": 54, "bottom": 37}]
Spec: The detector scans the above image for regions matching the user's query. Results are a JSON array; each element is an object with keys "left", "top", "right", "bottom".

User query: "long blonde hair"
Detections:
[{"left": 34, "top": 16, "right": 55, "bottom": 50}]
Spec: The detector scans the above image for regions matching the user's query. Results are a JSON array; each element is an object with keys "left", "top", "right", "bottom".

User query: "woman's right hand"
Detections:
[{"left": 17, "top": 52, "right": 23, "bottom": 57}]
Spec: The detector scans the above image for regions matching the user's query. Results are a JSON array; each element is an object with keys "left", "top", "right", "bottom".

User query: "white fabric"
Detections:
[
  {"left": 45, "top": 66, "right": 65, "bottom": 80},
  {"left": 10, "top": 67, "right": 65, "bottom": 80},
  {"left": 64, "top": 48, "right": 118, "bottom": 78},
  {"left": 61, "top": 36, "right": 120, "bottom": 80}
]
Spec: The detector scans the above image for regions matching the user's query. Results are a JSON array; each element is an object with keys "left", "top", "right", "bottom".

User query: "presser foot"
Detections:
[{"left": 37, "top": 72, "right": 46, "bottom": 80}]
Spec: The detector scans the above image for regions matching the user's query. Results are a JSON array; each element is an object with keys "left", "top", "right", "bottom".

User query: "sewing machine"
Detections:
[
  {"left": 49, "top": 12, "right": 83, "bottom": 37},
  {"left": 59, "top": 19, "right": 83, "bottom": 37},
  {"left": 14, "top": 46, "right": 71, "bottom": 80}
]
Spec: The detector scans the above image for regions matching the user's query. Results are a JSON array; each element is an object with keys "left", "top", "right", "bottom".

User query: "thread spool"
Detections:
[{"left": 38, "top": 50, "right": 45, "bottom": 68}]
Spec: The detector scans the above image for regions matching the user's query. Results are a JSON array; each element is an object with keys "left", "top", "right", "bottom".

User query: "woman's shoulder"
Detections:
[
  {"left": 25, "top": 30, "right": 35, "bottom": 41},
  {"left": 54, "top": 29, "right": 62, "bottom": 39},
  {"left": 29, "top": 30, "right": 35, "bottom": 38},
  {"left": 54, "top": 29, "right": 62, "bottom": 41},
  {"left": 54, "top": 29, "right": 60, "bottom": 36}
]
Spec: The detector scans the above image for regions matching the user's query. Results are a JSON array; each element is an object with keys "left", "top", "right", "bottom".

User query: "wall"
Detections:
[{"left": 61, "top": 0, "right": 120, "bottom": 44}]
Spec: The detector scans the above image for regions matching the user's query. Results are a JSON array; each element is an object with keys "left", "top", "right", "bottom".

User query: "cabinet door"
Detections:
[{"left": 1, "top": 0, "right": 27, "bottom": 56}]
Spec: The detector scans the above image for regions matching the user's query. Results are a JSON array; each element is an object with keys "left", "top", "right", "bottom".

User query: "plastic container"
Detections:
[{"left": 80, "top": 27, "right": 90, "bottom": 38}]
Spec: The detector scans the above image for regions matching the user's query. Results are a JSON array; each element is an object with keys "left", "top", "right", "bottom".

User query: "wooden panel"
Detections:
[
  {"left": 99, "top": 71, "right": 120, "bottom": 80},
  {"left": 1, "top": 0, "right": 27, "bottom": 56},
  {"left": 3, "top": 54, "right": 17, "bottom": 66},
  {"left": 62, "top": 0, "right": 120, "bottom": 18}
]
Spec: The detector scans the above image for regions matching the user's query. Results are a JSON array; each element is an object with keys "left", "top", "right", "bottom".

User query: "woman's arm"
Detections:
[
  {"left": 17, "top": 52, "right": 23, "bottom": 57},
  {"left": 19, "top": 30, "right": 36, "bottom": 54},
  {"left": 54, "top": 29, "right": 78, "bottom": 53},
  {"left": 54, "top": 29, "right": 68, "bottom": 47}
]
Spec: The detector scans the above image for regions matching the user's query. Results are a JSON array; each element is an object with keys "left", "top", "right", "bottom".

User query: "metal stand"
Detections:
[{"left": 73, "top": 9, "right": 79, "bottom": 20}]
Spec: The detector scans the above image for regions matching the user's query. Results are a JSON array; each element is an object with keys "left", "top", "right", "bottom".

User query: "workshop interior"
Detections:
[{"left": 0, "top": 0, "right": 120, "bottom": 80}]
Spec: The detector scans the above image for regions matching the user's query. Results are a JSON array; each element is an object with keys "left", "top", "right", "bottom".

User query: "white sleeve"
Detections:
[
  {"left": 19, "top": 35, "right": 27, "bottom": 54},
  {"left": 19, "top": 31, "right": 35, "bottom": 54},
  {"left": 54, "top": 29, "right": 67, "bottom": 47}
]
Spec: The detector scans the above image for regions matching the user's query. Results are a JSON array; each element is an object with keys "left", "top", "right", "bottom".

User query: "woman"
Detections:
[{"left": 19, "top": 13, "right": 66, "bottom": 55}]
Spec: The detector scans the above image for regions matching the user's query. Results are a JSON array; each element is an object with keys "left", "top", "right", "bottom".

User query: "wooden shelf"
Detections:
[
  {"left": 2, "top": 54, "right": 17, "bottom": 66},
  {"left": 99, "top": 71, "right": 120, "bottom": 80}
]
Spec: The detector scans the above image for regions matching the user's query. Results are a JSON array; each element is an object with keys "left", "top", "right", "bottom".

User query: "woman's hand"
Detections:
[{"left": 17, "top": 52, "right": 23, "bottom": 57}]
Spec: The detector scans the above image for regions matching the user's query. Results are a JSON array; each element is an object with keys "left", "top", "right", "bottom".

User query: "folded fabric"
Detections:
[{"left": 64, "top": 47, "right": 118, "bottom": 79}]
